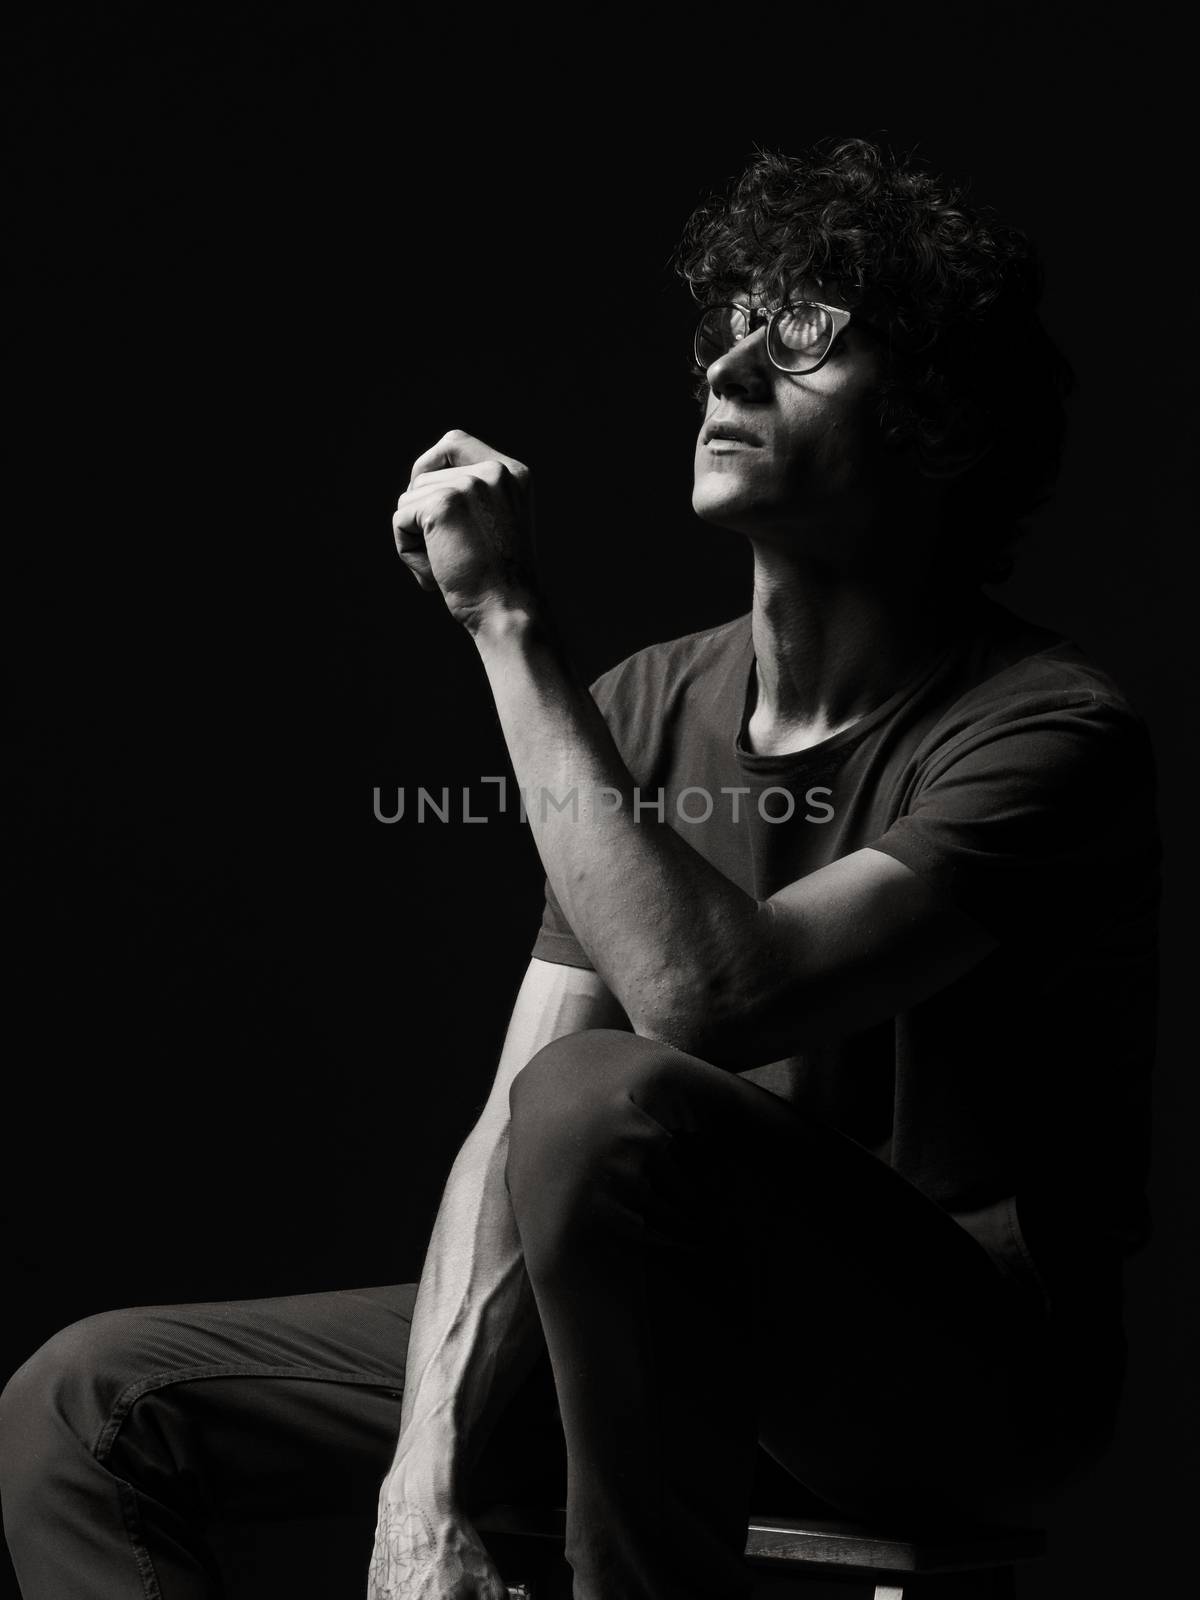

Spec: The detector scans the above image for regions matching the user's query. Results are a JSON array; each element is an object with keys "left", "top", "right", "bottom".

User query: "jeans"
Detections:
[{"left": 0, "top": 1029, "right": 1113, "bottom": 1600}]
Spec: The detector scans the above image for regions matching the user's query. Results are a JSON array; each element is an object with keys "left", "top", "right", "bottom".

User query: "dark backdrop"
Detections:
[{"left": 4, "top": 4, "right": 1194, "bottom": 1597}]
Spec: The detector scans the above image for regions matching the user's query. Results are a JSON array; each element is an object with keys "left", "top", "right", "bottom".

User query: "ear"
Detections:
[{"left": 916, "top": 400, "right": 994, "bottom": 481}]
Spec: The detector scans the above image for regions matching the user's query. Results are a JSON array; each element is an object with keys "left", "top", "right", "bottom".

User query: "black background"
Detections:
[{"left": 3, "top": 3, "right": 1195, "bottom": 1596}]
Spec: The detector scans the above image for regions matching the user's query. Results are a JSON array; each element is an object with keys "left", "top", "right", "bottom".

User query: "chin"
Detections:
[{"left": 692, "top": 479, "right": 758, "bottom": 529}]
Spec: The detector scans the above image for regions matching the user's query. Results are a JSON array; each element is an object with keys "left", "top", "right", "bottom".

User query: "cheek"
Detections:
[{"left": 782, "top": 393, "right": 881, "bottom": 482}]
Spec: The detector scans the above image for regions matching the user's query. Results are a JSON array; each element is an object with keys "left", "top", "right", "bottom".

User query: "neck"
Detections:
[{"left": 745, "top": 543, "right": 971, "bottom": 756}]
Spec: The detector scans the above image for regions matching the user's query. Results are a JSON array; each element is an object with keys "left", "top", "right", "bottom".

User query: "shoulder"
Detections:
[
  {"left": 878, "top": 603, "right": 1161, "bottom": 942},
  {"left": 924, "top": 597, "right": 1155, "bottom": 775}
]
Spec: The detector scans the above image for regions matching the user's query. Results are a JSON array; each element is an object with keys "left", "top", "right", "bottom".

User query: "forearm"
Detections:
[
  {"left": 391, "top": 429, "right": 782, "bottom": 1057},
  {"left": 371, "top": 1096, "right": 536, "bottom": 1600},
  {"left": 391, "top": 1107, "right": 541, "bottom": 1503},
  {"left": 473, "top": 611, "right": 778, "bottom": 1057},
  {"left": 387, "top": 961, "right": 624, "bottom": 1501}
]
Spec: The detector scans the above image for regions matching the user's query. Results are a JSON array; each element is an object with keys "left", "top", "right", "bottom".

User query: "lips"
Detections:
[{"left": 701, "top": 419, "right": 763, "bottom": 446}]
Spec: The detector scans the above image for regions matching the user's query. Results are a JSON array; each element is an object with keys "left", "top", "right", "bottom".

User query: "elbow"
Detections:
[
  {"left": 627, "top": 972, "right": 795, "bottom": 1071},
  {"left": 620, "top": 964, "right": 721, "bottom": 1059},
  {"left": 620, "top": 903, "right": 799, "bottom": 1067}
]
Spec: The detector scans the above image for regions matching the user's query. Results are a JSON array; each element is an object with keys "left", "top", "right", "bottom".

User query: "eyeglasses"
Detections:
[{"left": 694, "top": 299, "right": 854, "bottom": 375}]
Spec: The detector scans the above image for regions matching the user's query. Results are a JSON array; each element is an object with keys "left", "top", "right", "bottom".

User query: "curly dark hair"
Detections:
[{"left": 676, "top": 138, "right": 1073, "bottom": 583}]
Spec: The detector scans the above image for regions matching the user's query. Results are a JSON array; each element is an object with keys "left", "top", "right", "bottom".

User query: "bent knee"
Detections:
[
  {"left": 0, "top": 1307, "right": 159, "bottom": 1473},
  {"left": 508, "top": 1028, "right": 689, "bottom": 1133},
  {"left": 506, "top": 1029, "right": 698, "bottom": 1197}
]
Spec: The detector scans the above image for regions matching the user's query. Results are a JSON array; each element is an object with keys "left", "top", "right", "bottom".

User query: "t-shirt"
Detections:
[{"left": 532, "top": 593, "right": 1161, "bottom": 1402}]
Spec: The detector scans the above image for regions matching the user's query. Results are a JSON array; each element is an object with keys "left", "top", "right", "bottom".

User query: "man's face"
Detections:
[{"left": 692, "top": 283, "right": 898, "bottom": 545}]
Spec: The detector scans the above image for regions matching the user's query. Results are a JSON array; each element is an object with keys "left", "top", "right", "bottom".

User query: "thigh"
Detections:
[
  {"left": 72, "top": 1280, "right": 565, "bottom": 1520},
  {"left": 69, "top": 1283, "right": 419, "bottom": 1514}
]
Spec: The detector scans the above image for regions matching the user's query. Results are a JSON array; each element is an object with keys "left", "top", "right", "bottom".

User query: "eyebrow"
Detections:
[
  {"left": 732, "top": 294, "right": 852, "bottom": 315},
  {"left": 726, "top": 295, "right": 884, "bottom": 343}
]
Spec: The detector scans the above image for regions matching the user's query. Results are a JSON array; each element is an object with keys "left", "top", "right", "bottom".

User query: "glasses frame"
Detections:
[{"left": 694, "top": 299, "right": 854, "bottom": 376}]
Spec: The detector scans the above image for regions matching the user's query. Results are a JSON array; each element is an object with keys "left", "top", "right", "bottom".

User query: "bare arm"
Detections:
[
  {"left": 473, "top": 612, "right": 996, "bottom": 1065},
  {"left": 368, "top": 957, "right": 626, "bottom": 1600},
  {"left": 393, "top": 431, "right": 998, "bottom": 1071}
]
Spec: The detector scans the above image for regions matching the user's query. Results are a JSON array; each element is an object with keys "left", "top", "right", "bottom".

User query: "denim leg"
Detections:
[{"left": 0, "top": 1285, "right": 416, "bottom": 1599}]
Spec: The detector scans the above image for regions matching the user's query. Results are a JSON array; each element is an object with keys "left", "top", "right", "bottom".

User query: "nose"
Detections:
[{"left": 703, "top": 323, "right": 773, "bottom": 404}]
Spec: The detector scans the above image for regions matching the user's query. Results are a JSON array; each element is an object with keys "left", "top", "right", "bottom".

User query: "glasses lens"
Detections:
[
  {"left": 694, "top": 305, "right": 751, "bottom": 368},
  {"left": 770, "top": 303, "right": 833, "bottom": 370}
]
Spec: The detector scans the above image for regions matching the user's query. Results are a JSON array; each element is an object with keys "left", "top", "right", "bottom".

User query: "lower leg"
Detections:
[{"left": 507, "top": 1032, "right": 762, "bottom": 1600}]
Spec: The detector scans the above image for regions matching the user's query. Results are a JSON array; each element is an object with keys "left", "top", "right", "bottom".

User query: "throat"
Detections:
[{"left": 742, "top": 701, "right": 862, "bottom": 758}]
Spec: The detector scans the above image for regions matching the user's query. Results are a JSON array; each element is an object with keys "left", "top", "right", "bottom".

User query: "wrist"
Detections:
[
  {"left": 468, "top": 599, "right": 550, "bottom": 650},
  {"left": 384, "top": 1434, "right": 459, "bottom": 1509}
]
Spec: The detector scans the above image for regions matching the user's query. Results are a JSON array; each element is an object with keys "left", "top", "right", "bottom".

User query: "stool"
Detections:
[{"left": 476, "top": 1504, "right": 1046, "bottom": 1598}]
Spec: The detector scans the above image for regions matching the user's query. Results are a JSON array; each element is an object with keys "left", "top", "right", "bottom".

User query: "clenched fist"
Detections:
[
  {"left": 393, "top": 430, "right": 539, "bottom": 632},
  {"left": 366, "top": 1493, "right": 508, "bottom": 1600}
]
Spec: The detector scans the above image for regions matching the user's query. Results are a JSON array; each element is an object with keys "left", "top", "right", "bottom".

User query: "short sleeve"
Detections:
[
  {"left": 531, "top": 875, "right": 595, "bottom": 970},
  {"left": 870, "top": 692, "right": 1160, "bottom": 945}
]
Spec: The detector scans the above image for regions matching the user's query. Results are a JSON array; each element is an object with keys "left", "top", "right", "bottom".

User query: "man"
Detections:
[{"left": 0, "top": 139, "right": 1160, "bottom": 1600}]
